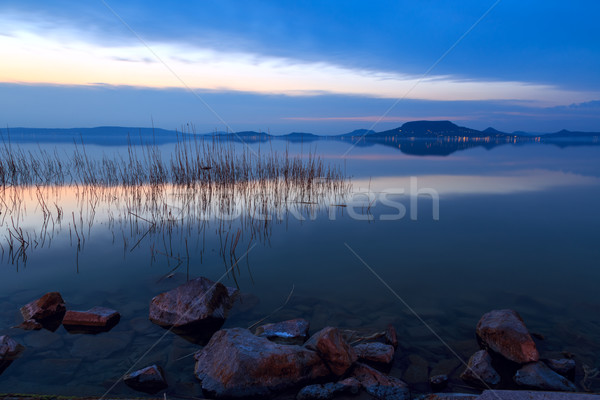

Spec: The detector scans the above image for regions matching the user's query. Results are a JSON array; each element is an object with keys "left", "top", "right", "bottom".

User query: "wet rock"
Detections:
[
  {"left": 305, "top": 327, "right": 358, "bottom": 376},
  {"left": 545, "top": 358, "right": 576, "bottom": 377},
  {"left": 385, "top": 324, "right": 398, "bottom": 348},
  {"left": 62, "top": 306, "right": 120, "bottom": 333},
  {"left": 14, "top": 319, "right": 42, "bottom": 331},
  {"left": 514, "top": 361, "right": 576, "bottom": 392},
  {"left": 296, "top": 378, "right": 360, "bottom": 400},
  {"left": 0, "top": 336, "right": 25, "bottom": 375},
  {"left": 255, "top": 318, "right": 310, "bottom": 345},
  {"left": 429, "top": 374, "right": 448, "bottom": 391},
  {"left": 476, "top": 309, "right": 539, "bottom": 364},
  {"left": 351, "top": 363, "right": 410, "bottom": 400},
  {"left": 402, "top": 354, "right": 429, "bottom": 385},
  {"left": 460, "top": 350, "right": 500, "bottom": 387},
  {"left": 194, "top": 328, "right": 330, "bottom": 398},
  {"left": 149, "top": 277, "right": 237, "bottom": 342},
  {"left": 354, "top": 342, "right": 395, "bottom": 365},
  {"left": 124, "top": 364, "right": 168, "bottom": 394},
  {"left": 478, "top": 390, "right": 600, "bottom": 399},
  {"left": 19, "top": 292, "right": 66, "bottom": 331}
]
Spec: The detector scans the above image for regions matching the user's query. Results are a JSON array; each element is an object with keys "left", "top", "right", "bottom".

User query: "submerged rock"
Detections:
[
  {"left": 63, "top": 306, "right": 120, "bottom": 333},
  {"left": 124, "top": 364, "right": 168, "bottom": 394},
  {"left": 0, "top": 336, "right": 25, "bottom": 375},
  {"left": 385, "top": 324, "right": 398, "bottom": 348},
  {"left": 476, "top": 309, "right": 539, "bottom": 364},
  {"left": 305, "top": 327, "right": 358, "bottom": 376},
  {"left": 420, "top": 395, "right": 478, "bottom": 400},
  {"left": 354, "top": 342, "right": 395, "bottom": 365},
  {"left": 255, "top": 318, "right": 310, "bottom": 345},
  {"left": 545, "top": 358, "right": 576, "bottom": 377},
  {"left": 297, "top": 378, "right": 360, "bottom": 400},
  {"left": 514, "top": 361, "right": 577, "bottom": 392},
  {"left": 149, "top": 277, "right": 237, "bottom": 341},
  {"left": 19, "top": 292, "right": 66, "bottom": 331},
  {"left": 351, "top": 363, "right": 410, "bottom": 400},
  {"left": 460, "top": 350, "right": 500, "bottom": 387},
  {"left": 194, "top": 328, "right": 330, "bottom": 398},
  {"left": 429, "top": 374, "right": 448, "bottom": 391},
  {"left": 14, "top": 319, "right": 42, "bottom": 331}
]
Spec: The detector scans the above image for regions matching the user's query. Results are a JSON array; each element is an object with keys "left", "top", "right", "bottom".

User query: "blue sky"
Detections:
[{"left": 1, "top": 1, "right": 599, "bottom": 134}]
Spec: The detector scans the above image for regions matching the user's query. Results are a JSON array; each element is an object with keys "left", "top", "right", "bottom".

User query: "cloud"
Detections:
[{"left": 1, "top": 13, "right": 598, "bottom": 107}]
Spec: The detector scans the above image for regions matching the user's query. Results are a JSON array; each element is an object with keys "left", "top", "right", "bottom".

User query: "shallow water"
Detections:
[{"left": 1, "top": 138, "right": 599, "bottom": 396}]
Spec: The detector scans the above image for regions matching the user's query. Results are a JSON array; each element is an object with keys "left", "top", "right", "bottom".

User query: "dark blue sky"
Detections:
[{"left": 1, "top": 1, "right": 599, "bottom": 133}]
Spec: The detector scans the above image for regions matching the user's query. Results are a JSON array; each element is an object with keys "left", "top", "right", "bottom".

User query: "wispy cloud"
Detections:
[
  {"left": 282, "top": 115, "right": 478, "bottom": 122},
  {"left": 1, "top": 14, "right": 598, "bottom": 107}
]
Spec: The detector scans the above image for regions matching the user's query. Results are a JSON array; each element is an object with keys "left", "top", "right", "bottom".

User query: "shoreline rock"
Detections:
[
  {"left": 460, "top": 350, "right": 500, "bottom": 387},
  {"left": 304, "top": 327, "right": 358, "bottom": 376},
  {"left": 255, "top": 318, "right": 310, "bottom": 345},
  {"left": 476, "top": 309, "right": 539, "bottom": 364},
  {"left": 62, "top": 306, "right": 120, "bottom": 333},
  {"left": 124, "top": 364, "right": 168, "bottom": 394},
  {"left": 514, "top": 361, "right": 577, "bottom": 392}
]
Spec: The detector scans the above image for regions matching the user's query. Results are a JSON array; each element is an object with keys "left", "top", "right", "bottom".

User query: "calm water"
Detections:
[{"left": 1, "top": 138, "right": 599, "bottom": 397}]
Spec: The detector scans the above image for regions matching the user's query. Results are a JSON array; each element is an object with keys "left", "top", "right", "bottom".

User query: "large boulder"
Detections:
[
  {"left": 63, "top": 306, "right": 120, "bottom": 333},
  {"left": 255, "top": 318, "right": 310, "bottom": 345},
  {"left": 124, "top": 364, "right": 168, "bottom": 394},
  {"left": 514, "top": 361, "right": 577, "bottom": 392},
  {"left": 20, "top": 292, "right": 66, "bottom": 329},
  {"left": 194, "top": 328, "right": 330, "bottom": 398},
  {"left": 0, "top": 336, "right": 25, "bottom": 375},
  {"left": 354, "top": 342, "right": 395, "bottom": 365},
  {"left": 149, "top": 277, "right": 237, "bottom": 340},
  {"left": 305, "top": 327, "right": 357, "bottom": 376},
  {"left": 351, "top": 363, "right": 410, "bottom": 400},
  {"left": 460, "top": 350, "right": 500, "bottom": 387},
  {"left": 476, "top": 309, "right": 539, "bottom": 364}
]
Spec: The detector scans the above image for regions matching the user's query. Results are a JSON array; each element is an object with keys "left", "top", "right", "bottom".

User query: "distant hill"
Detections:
[
  {"left": 545, "top": 129, "right": 600, "bottom": 138},
  {"left": 338, "top": 129, "right": 376, "bottom": 137},
  {"left": 373, "top": 120, "right": 490, "bottom": 138}
]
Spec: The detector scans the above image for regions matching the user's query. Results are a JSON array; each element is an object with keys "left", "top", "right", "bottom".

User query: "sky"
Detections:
[{"left": 1, "top": 0, "right": 600, "bottom": 134}]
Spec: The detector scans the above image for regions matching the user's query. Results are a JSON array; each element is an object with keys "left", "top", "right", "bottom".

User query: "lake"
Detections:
[{"left": 1, "top": 136, "right": 599, "bottom": 397}]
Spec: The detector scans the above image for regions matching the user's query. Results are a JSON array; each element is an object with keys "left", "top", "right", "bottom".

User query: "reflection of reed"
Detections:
[{"left": 0, "top": 135, "right": 350, "bottom": 272}]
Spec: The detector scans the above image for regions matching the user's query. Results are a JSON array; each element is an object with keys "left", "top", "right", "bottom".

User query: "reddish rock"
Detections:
[
  {"left": 305, "top": 327, "right": 358, "bottom": 376},
  {"left": 149, "top": 277, "right": 237, "bottom": 338},
  {"left": 460, "top": 350, "right": 500, "bottom": 387},
  {"left": 514, "top": 361, "right": 576, "bottom": 392},
  {"left": 255, "top": 318, "right": 310, "bottom": 345},
  {"left": 354, "top": 342, "right": 395, "bottom": 365},
  {"left": 297, "top": 378, "right": 361, "bottom": 400},
  {"left": 20, "top": 292, "right": 66, "bottom": 322},
  {"left": 385, "top": 324, "right": 398, "bottom": 348},
  {"left": 63, "top": 307, "right": 120, "bottom": 333},
  {"left": 194, "top": 328, "right": 330, "bottom": 398},
  {"left": 124, "top": 364, "right": 168, "bottom": 394},
  {"left": 14, "top": 319, "right": 43, "bottom": 331},
  {"left": 0, "top": 336, "right": 25, "bottom": 375},
  {"left": 476, "top": 309, "right": 539, "bottom": 364},
  {"left": 351, "top": 363, "right": 410, "bottom": 400}
]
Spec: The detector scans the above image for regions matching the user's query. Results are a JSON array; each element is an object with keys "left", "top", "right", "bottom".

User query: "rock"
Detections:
[
  {"left": 386, "top": 324, "right": 398, "bottom": 348},
  {"left": 296, "top": 378, "right": 360, "bottom": 400},
  {"left": 545, "top": 358, "right": 576, "bottom": 377},
  {"left": 420, "top": 395, "right": 478, "bottom": 400},
  {"left": 194, "top": 328, "right": 330, "bottom": 398},
  {"left": 476, "top": 309, "right": 539, "bottom": 364},
  {"left": 351, "top": 363, "right": 410, "bottom": 400},
  {"left": 19, "top": 292, "right": 66, "bottom": 330},
  {"left": 305, "top": 327, "right": 358, "bottom": 376},
  {"left": 14, "top": 319, "right": 42, "bottom": 331},
  {"left": 124, "top": 364, "right": 168, "bottom": 394},
  {"left": 478, "top": 390, "right": 599, "bottom": 399},
  {"left": 402, "top": 354, "right": 429, "bottom": 385},
  {"left": 0, "top": 336, "right": 25, "bottom": 375},
  {"left": 429, "top": 374, "right": 448, "bottom": 391},
  {"left": 514, "top": 361, "right": 577, "bottom": 392},
  {"left": 255, "top": 318, "right": 310, "bottom": 345},
  {"left": 62, "top": 306, "right": 120, "bottom": 333},
  {"left": 149, "top": 277, "right": 237, "bottom": 341},
  {"left": 354, "top": 342, "right": 395, "bottom": 365},
  {"left": 460, "top": 350, "right": 500, "bottom": 387}
]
